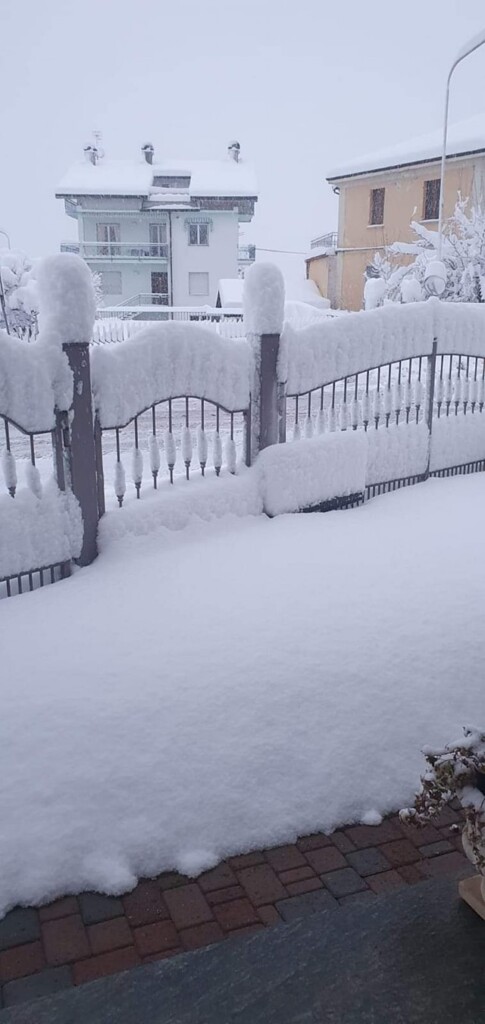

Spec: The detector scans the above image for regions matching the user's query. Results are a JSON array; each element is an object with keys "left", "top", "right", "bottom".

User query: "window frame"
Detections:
[
  {"left": 188, "top": 223, "right": 209, "bottom": 246},
  {"left": 369, "top": 188, "right": 385, "bottom": 227},
  {"left": 149, "top": 222, "right": 168, "bottom": 258},
  {"left": 96, "top": 222, "right": 120, "bottom": 256},
  {"left": 423, "top": 179, "right": 441, "bottom": 222},
  {"left": 188, "top": 271, "right": 210, "bottom": 297}
]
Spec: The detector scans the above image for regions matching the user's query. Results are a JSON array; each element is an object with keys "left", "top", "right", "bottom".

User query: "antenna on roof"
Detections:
[{"left": 93, "top": 130, "right": 104, "bottom": 160}]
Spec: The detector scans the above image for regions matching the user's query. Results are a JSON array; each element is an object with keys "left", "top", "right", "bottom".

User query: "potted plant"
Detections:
[{"left": 400, "top": 725, "right": 485, "bottom": 917}]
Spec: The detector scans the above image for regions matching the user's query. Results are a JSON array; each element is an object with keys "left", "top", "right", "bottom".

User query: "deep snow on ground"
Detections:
[{"left": 1, "top": 475, "right": 485, "bottom": 915}]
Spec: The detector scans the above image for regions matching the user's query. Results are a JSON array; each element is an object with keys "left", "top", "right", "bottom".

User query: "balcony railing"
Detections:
[
  {"left": 60, "top": 242, "right": 169, "bottom": 261},
  {"left": 238, "top": 244, "right": 256, "bottom": 263},
  {"left": 310, "top": 232, "right": 337, "bottom": 250}
]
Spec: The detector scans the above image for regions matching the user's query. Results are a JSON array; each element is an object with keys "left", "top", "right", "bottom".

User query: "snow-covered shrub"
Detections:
[
  {"left": 367, "top": 198, "right": 485, "bottom": 306},
  {"left": 0, "top": 249, "right": 38, "bottom": 337},
  {"left": 400, "top": 726, "right": 485, "bottom": 871}
]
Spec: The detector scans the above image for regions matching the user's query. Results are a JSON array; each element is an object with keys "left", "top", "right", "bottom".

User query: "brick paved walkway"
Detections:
[{"left": 0, "top": 806, "right": 473, "bottom": 1010}]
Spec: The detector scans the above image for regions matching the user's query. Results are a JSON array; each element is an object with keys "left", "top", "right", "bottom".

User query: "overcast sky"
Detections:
[{"left": 1, "top": 0, "right": 485, "bottom": 287}]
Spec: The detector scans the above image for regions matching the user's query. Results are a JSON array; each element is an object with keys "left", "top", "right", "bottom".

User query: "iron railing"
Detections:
[
  {"left": 310, "top": 232, "right": 338, "bottom": 250},
  {"left": 60, "top": 242, "right": 169, "bottom": 260}
]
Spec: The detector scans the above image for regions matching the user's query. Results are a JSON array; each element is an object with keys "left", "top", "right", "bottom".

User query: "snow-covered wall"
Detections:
[{"left": 91, "top": 321, "right": 253, "bottom": 428}]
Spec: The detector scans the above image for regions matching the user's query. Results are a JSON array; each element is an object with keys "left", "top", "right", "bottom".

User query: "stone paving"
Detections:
[{"left": 0, "top": 806, "right": 473, "bottom": 1010}]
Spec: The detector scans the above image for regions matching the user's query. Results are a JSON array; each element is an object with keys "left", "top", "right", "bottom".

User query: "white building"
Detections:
[{"left": 56, "top": 141, "right": 257, "bottom": 308}]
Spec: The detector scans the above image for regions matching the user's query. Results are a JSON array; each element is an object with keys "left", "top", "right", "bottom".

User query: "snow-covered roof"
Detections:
[
  {"left": 56, "top": 156, "right": 258, "bottom": 199},
  {"left": 286, "top": 277, "right": 331, "bottom": 309},
  {"left": 217, "top": 278, "right": 244, "bottom": 308},
  {"left": 328, "top": 114, "right": 485, "bottom": 180}
]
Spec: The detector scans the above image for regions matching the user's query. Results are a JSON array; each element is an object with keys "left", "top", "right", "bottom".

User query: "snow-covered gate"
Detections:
[{"left": 277, "top": 296, "right": 485, "bottom": 508}]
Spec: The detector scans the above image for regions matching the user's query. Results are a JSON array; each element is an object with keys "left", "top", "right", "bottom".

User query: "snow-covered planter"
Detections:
[{"left": 400, "top": 726, "right": 485, "bottom": 912}]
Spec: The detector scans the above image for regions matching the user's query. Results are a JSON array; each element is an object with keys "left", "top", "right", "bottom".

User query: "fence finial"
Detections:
[
  {"left": 243, "top": 262, "right": 285, "bottom": 337},
  {"left": 37, "top": 253, "right": 95, "bottom": 348}
]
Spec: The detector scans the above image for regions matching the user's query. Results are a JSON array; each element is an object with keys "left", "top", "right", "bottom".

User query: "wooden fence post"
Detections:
[
  {"left": 63, "top": 342, "right": 99, "bottom": 565},
  {"left": 243, "top": 263, "right": 286, "bottom": 461}
]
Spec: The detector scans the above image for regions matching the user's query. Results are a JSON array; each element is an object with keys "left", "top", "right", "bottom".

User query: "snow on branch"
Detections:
[
  {"left": 91, "top": 321, "right": 253, "bottom": 428},
  {"left": 244, "top": 262, "right": 285, "bottom": 336}
]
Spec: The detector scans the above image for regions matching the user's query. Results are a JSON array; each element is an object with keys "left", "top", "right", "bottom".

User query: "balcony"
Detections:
[
  {"left": 238, "top": 244, "right": 256, "bottom": 264},
  {"left": 60, "top": 241, "right": 169, "bottom": 261},
  {"left": 310, "top": 232, "right": 337, "bottom": 250}
]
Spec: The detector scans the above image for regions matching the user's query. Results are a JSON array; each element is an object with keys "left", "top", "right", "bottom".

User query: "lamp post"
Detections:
[{"left": 437, "top": 28, "right": 485, "bottom": 259}]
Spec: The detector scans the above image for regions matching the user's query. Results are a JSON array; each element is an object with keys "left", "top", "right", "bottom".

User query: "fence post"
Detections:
[
  {"left": 424, "top": 339, "right": 438, "bottom": 479},
  {"left": 63, "top": 342, "right": 99, "bottom": 565},
  {"left": 243, "top": 263, "right": 285, "bottom": 460}
]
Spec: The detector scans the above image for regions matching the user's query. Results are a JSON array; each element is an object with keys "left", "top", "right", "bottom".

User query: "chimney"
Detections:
[
  {"left": 228, "top": 140, "right": 241, "bottom": 163},
  {"left": 84, "top": 145, "right": 98, "bottom": 166},
  {"left": 142, "top": 143, "right": 155, "bottom": 165}
]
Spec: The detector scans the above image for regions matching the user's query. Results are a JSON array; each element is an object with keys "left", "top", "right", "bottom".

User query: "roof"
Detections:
[
  {"left": 56, "top": 156, "right": 258, "bottom": 199},
  {"left": 327, "top": 113, "right": 485, "bottom": 181},
  {"left": 217, "top": 279, "right": 244, "bottom": 308}
]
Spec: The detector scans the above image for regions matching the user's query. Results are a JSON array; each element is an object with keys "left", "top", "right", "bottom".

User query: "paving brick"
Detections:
[
  {"left": 163, "top": 884, "right": 212, "bottom": 930},
  {"left": 122, "top": 881, "right": 169, "bottom": 927},
  {"left": 346, "top": 847, "right": 392, "bottom": 877},
  {"left": 88, "top": 918, "right": 133, "bottom": 955},
  {"left": 379, "top": 840, "right": 421, "bottom": 867},
  {"left": 434, "top": 806, "right": 462, "bottom": 827},
  {"left": 304, "top": 846, "right": 347, "bottom": 874},
  {"left": 237, "top": 864, "right": 287, "bottom": 906},
  {"left": 213, "top": 898, "right": 259, "bottom": 932},
  {"left": 39, "top": 899, "right": 79, "bottom": 923},
  {"left": 226, "top": 924, "right": 265, "bottom": 939},
  {"left": 399, "top": 822, "right": 442, "bottom": 847},
  {"left": 331, "top": 832, "right": 355, "bottom": 854},
  {"left": 157, "top": 872, "right": 189, "bottom": 890},
  {"left": 276, "top": 890, "right": 338, "bottom": 923},
  {"left": 265, "top": 845, "right": 306, "bottom": 872},
  {"left": 228, "top": 852, "right": 266, "bottom": 870},
  {"left": 0, "top": 942, "right": 44, "bottom": 983},
  {"left": 286, "top": 878, "right": 323, "bottom": 897},
  {"left": 180, "top": 922, "right": 224, "bottom": 951},
  {"left": 338, "top": 891, "right": 377, "bottom": 908},
  {"left": 133, "top": 921, "right": 179, "bottom": 957},
  {"left": 198, "top": 863, "right": 237, "bottom": 893},
  {"left": 398, "top": 864, "right": 427, "bottom": 885},
  {"left": 296, "top": 833, "right": 332, "bottom": 853},
  {"left": 367, "top": 870, "right": 406, "bottom": 895},
  {"left": 420, "top": 851, "right": 475, "bottom": 879},
  {"left": 0, "top": 909, "right": 40, "bottom": 952},
  {"left": 278, "top": 866, "right": 314, "bottom": 886},
  {"left": 42, "top": 915, "right": 89, "bottom": 966},
  {"left": 344, "top": 819, "right": 403, "bottom": 849},
  {"left": 257, "top": 905, "right": 282, "bottom": 926},
  {"left": 418, "top": 840, "right": 454, "bottom": 858},
  {"left": 321, "top": 868, "right": 368, "bottom": 899},
  {"left": 206, "top": 885, "right": 245, "bottom": 907},
  {"left": 78, "top": 893, "right": 124, "bottom": 925},
  {"left": 3, "top": 966, "right": 72, "bottom": 1007},
  {"left": 73, "top": 946, "right": 140, "bottom": 985}
]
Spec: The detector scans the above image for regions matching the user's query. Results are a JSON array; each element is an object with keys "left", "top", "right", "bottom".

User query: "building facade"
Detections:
[
  {"left": 307, "top": 115, "right": 485, "bottom": 311},
  {"left": 57, "top": 142, "right": 257, "bottom": 308}
]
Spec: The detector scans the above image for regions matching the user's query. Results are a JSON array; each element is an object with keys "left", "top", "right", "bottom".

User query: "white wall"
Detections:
[{"left": 171, "top": 211, "right": 239, "bottom": 306}]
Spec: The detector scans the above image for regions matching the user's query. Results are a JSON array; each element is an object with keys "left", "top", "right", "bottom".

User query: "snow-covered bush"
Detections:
[
  {"left": 366, "top": 198, "right": 485, "bottom": 307},
  {"left": 400, "top": 725, "right": 485, "bottom": 871},
  {"left": 0, "top": 249, "right": 38, "bottom": 337}
]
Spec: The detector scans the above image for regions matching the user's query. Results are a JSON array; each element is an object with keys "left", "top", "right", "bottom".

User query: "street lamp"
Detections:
[{"left": 437, "top": 27, "right": 485, "bottom": 258}]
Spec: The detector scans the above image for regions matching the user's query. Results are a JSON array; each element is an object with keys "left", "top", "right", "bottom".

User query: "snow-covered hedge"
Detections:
[
  {"left": 281, "top": 299, "right": 485, "bottom": 396},
  {"left": 0, "top": 483, "right": 82, "bottom": 579},
  {"left": 91, "top": 321, "right": 253, "bottom": 428}
]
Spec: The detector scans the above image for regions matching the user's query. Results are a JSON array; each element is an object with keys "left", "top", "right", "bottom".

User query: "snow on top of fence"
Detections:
[
  {"left": 244, "top": 262, "right": 285, "bottom": 337},
  {"left": 91, "top": 321, "right": 253, "bottom": 428},
  {"left": 37, "top": 254, "right": 96, "bottom": 347},
  {"left": 0, "top": 329, "right": 65, "bottom": 431},
  {"left": 280, "top": 299, "right": 485, "bottom": 395},
  {"left": 0, "top": 482, "right": 82, "bottom": 579},
  {"left": 257, "top": 431, "right": 367, "bottom": 516}
]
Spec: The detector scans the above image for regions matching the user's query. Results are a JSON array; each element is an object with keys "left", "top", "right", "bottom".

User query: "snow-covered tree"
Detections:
[
  {"left": 0, "top": 249, "right": 38, "bottom": 337},
  {"left": 365, "top": 197, "right": 485, "bottom": 308}
]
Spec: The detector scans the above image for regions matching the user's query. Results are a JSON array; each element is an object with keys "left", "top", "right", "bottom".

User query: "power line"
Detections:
[{"left": 256, "top": 246, "right": 308, "bottom": 256}]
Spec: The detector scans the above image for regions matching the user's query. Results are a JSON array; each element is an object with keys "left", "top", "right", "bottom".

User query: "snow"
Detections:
[
  {"left": 56, "top": 155, "right": 258, "bottom": 199},
  {"left": 258, "top": 432, "right": 367, "bottom": 515},
  {"left": 364, "top": 278, "right": 387, "bottom": 311},
  {"left": 217, "top": 278, "right": 243, "bottom": 308},
  {"left": 286, "top": 278, "right": 331, "bottom": 309},
  {"left": 37, "top": 253, "right": 96, "bottom": 347},
  {"left": 328, "top": 113, "right": 485, "bottom": 179},
  {"left": 1, "top": 473, "right": 485, "bottom": 913},
  {"left": 430, "top": 413, "right": 485, "bottom": 471},
  {"left": 244, "top": 262, "right": 285, "bottom": 336},
  {"left": 366, "top": 422, "right": 429, "bottom": 485},
  {"left": 0, "top": 481, "right": 82, "bottom": 579},
  {"left": 91, "top": 322, "right": 252, "bottom": 428},
  {"left": 0, "top": 329, "right": 66, "bottom": 431}
]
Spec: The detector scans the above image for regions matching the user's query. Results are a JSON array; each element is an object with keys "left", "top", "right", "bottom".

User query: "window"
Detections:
[
  {"left": 96, "top": 223, "right": 120, "bottom": 255},
  {"left": 99, "top": 271, "right": 122, "bottom": 295},
  {"left": 188, "top": 223, "right": 209, "bottom": 246},
  {"left": 149, "top": 223, "right": 168, "bottom": 257},
  {"left": 151, "top": 271, "right": 169, "bottom": 304},
  {"left": 189, "top": 272, "right": 209, "bottom": 296},
  {"left": 423, "top": 179, "right": 440, "bottom": 221},
  {"left": 369, "top": 188, "right": 385, "bottom": 226}
]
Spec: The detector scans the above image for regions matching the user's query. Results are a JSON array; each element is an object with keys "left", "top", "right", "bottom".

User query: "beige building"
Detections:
[{"left": 307, "top": 114, "right": 485, "bottom": 311}]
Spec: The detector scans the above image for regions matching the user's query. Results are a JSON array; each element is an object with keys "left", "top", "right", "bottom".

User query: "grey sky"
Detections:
[{"left": 1, "top": 0, "right": 485, "bottom": 287}]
